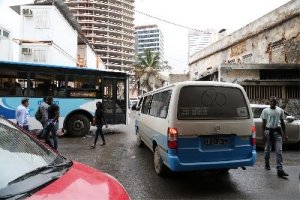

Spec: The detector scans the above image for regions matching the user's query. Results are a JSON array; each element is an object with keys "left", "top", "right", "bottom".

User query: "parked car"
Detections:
[
  {"left": 251, "top": 104, "right": 300, "bottom": 146},
  {"left": 0, "top": 117, "right": 130, "bottom": 200}
]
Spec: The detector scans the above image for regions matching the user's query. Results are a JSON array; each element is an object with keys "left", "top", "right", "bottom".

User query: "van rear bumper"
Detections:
[{"left": 165, "top": 150, "right": 257, "bottom": 171}]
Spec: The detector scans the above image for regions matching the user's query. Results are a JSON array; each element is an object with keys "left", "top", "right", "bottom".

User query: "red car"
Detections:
[{"left": 0, "top": 118, "right": 130, "bottom": 200}]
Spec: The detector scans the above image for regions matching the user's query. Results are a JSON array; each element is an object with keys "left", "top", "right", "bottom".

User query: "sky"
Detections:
[
  {"left": 134, "top": 0, "right": 291, "bottom": 73},
  {"left": 0, "top": 0, "right": 292, "bottom": 72}
]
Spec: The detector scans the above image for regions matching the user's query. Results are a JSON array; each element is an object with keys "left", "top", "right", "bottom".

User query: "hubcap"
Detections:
[{"left": 72, "top": 120, "right": 84, "bottom": 131}]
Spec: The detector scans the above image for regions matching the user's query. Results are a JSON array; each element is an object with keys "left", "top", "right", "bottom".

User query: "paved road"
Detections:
[{"left": 58, "top": 114, "right": 300, "bottom": 200}]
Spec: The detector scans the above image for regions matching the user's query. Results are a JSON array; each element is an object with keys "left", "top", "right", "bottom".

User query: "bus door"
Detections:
[{"left": 102, "top": 78, "right": 126, "bottom": 124}]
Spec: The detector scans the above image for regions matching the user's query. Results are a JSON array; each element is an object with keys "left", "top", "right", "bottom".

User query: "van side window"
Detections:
[
  {"left": 136, "top": 97, "right": 143, "bottom": 111},
  {"left": 141, "top": 95, "right": 152, "bottom": 114},
  {"left": 149, "top": 93, "right": 161, "bottom": 117},
  {"left": 149, "top": 90, "right": 172, "bottom": 118},
  {"left": 158, "top": 90, "right": 172, "bottom": 118}
]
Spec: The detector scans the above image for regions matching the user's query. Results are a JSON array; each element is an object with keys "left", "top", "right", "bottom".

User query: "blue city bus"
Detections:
[{"left": 0, "top": 61, "right": 129, "bottom": 136}]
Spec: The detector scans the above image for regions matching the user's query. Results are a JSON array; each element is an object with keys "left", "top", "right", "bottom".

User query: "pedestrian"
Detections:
[
  {"left": 42, "top": 97, "right": 60, "bottom": 150},
  {"left": 261, "top": 96, "right": 289, "bottom": 177},
  {"left": 36, "top": 96, "right": 50, "bottom": 138},
  {"left": 90, "top": 101, "right": 108, "bottom": 149},
  {"left": 16, "top": 98, "right": 30, "bottom": 131}
]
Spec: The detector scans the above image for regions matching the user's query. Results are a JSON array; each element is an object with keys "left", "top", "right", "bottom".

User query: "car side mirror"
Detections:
[{"left": 286, "top": 116, "right": 295, "bottom": 123}]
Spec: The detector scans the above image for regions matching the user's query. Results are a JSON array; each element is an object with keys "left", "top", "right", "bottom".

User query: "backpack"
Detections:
[{"left": 35, "top": 107, "right": 42, "bottom": 122}]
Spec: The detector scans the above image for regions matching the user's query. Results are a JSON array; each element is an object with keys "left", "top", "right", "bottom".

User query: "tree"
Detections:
[{"left": 134, "top": 49, "right": 171, "bottom": 93}]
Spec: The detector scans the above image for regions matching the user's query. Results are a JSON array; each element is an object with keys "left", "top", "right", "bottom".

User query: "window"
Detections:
[
  {"left": 178, "top": 86, "right": 249, "bottom": 119},
  {"left": 3, "top": 30, "right": 9, "bottom": 38},
  {"left": 141, "top": 95, "right": 152, "bottom": 114},
  {"left": 0, "top": 69, "right": 26, "bottom": 97},
  {"left": 149, "top": 90, "right": 171, "bottom": 118},
  {"left": 67, "top": 75, "right": 100, "bottom": 98}
]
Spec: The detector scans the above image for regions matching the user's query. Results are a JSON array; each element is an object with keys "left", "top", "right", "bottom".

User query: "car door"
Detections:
[
  {"left": 252, "top": 107, "right": 264, "bottom": 144},
  {"left": 284, "top": 112, "right": 299, "bottom": 143}
]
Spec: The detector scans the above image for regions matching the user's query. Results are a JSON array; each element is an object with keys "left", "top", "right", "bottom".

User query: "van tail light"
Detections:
[
  {"left": 168, "top": 127, "right": 178, "bottom": 149},
  {"left": 251, "top": 126, "right": 256, "bottom": 146}
]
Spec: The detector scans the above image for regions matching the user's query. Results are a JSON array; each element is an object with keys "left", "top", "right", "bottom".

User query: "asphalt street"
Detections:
[{"left": 57, "top": 113, "right": 300, "bottom": 200}]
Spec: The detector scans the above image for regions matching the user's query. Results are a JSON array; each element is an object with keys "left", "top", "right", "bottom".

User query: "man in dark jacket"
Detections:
[
  {"left": 42, "top": 97, "right": 59, "bottom": 150},
  {"left": 90, "top": 101, "right": 108, "bottom": 149}
]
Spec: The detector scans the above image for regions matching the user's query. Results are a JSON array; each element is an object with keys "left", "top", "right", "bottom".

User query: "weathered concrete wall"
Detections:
[
  {"left": 169, "top": 74, "right": 189, "bottom": 84},
  {"left": 189, "top": 0, "right": 300, "bottom": 80}
]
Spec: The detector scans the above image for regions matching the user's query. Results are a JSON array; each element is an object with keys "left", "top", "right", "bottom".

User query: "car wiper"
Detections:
[{"left": 8, "top": 160, "right": 72, "bottom": 185}]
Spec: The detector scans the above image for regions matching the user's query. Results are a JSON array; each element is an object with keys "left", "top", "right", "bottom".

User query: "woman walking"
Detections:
[{"left": 90, "top": 101, "right": 108, "bottom": 149}]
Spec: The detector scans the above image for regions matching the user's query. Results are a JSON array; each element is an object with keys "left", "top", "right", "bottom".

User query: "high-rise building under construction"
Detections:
[{"left": 65, "top": 0, "right": 135, "bottom": 71}]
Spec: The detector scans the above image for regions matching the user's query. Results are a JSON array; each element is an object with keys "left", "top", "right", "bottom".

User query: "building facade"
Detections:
[
  {"left": 0, "top": 26, "right": 12, "bottom": 61},
  {"left": 65, "top": 0, "right": 135, "bottom": 71},
  {"left": 189, "top": 0, "right": 300, "bottom": 116},
  {"left": 16, "top": 4, "right": 79, "bottom": 66},
  {"left": 135, "top": 24, "right": 164, "bottom": 62}
]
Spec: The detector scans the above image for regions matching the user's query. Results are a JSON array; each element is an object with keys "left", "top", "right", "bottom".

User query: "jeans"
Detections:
[
  {"left": 42, "top": 122, "right": 58, "bottom": 150},
  {"left": 93, "top": 124, "right": 105, "bottom": 145},
  {"left": 264, "top": 129, "right": 283, "bottom": 171}
]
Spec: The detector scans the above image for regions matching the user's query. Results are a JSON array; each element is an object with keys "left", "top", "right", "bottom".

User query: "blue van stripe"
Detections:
[{"left": 139, "top": 122, "right": 256, "bottom": 171}]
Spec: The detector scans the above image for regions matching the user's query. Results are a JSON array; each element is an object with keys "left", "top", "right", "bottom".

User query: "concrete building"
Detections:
[
  {"left": 11, "top": 0, "right": 102, "bottom": 69},
  {"left": 135, "top": 24, "right": 164, "bottom": 62},
  {"left": 189, "top": 0, "right": 300, "bottom": 115},
  {"left": 65, "top": 0, "right": 135, "bottom": 71},
  {"left": 0, "top": 26, "right": 12, "bottom": 60}
]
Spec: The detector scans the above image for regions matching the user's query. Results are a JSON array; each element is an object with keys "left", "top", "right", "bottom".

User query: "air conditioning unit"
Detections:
[
  {"left": 22, "top": 48, "right": 32, "bottom": 55},
  {"left": 23, "top": 9, "right": 33, "bottom": 17}
]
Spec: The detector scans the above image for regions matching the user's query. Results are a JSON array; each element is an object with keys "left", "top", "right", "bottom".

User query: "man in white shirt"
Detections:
[
  {"left": 16, "top": 98, "right": 30, "bottom": 131},
  {"left": 261, "top": 96, "right": 288, "bottom": 177}
]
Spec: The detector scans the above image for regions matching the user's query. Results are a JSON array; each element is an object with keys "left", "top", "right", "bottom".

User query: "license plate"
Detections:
[{"left": 205, "top": 137, "right": 229, "bottom": 145}]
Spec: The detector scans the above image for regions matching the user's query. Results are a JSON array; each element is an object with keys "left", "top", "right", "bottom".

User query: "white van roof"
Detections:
[{"left": 142, "top": 81, "right": 244, "bottom": 96}]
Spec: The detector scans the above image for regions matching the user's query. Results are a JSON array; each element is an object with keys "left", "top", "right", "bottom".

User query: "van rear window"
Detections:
[{"left": 178, "top": 86, "right": 249, "bottom": 119}]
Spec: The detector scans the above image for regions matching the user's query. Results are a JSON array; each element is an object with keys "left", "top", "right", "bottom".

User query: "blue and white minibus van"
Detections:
[{"left": 134, "top": 81, "right": 256, "bottom": 176}]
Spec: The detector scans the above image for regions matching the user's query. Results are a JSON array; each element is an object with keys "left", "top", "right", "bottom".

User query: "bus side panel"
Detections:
[{"left": 0, "top": 97, "right": 99, "bottom": 129}]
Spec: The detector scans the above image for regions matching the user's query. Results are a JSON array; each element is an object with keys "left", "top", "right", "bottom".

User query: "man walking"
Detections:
[
  {"left": 261, "top": 96, "right": 289, "bottom": 177},
  {"left": 16, "top": 98, "right": 30, "bottom": 131},
  {"left": 90, "top": 101, "right": 108, "bottom": 149},
  {"left": 42, "top": 97, "right": 60, "bottom": 150}
]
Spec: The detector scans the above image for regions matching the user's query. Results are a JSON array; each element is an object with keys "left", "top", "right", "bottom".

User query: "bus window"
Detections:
[
  {"left": 67, "top": 75, "right": 99, "bottom": 98},
  {"left": 0, "top": 68, "right": 26, "bottom": 97},
  {"left": 29, "top": 72, "right": 66, "bottom": 97}
]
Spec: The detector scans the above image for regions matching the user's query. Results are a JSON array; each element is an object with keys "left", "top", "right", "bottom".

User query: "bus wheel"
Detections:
[
  {"left": 154, "top": 146, "right": 168, "bottom": 176},
  {"left": 66, "top": 114, "right": 90, "bottom": 137},
  {"left": 136, "top": 129, "right": 144, "bottom": 147}
]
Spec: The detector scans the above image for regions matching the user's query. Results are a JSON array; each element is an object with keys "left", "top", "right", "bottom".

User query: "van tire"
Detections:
[
  {"left": 154, "top": 146, "right": 168, "bottom": 176},
  {"left": 136, "top": 130, "right": 144, "bottom": 147},
  {"left": 66, "top": 114, "right": 90, "bottom": 137}
]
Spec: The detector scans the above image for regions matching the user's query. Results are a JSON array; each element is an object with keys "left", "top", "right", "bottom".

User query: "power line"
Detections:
[{"left": 135, "top": 10, "right": 210, "bottom": 33}]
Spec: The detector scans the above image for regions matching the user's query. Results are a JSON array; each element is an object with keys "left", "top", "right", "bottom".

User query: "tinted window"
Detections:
[
  {"left": 141, "top": 95, "right": 152, "bottom": 114},
  {"left": 178, "top": 86, "right": 249, "bottom": 119},
  {"left": 251, "top": 107, "right": 264, "bottom": 118},
  {"left": 149, "top": 90, "right": 171, "bottom": 118}
]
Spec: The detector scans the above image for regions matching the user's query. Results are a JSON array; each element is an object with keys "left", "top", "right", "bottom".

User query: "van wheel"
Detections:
[
  {"left": 66, "top": 114, "right": 90, "bottom": 137},
  {"left": 154, "top": 146, "right": 168, "bottom": 176},
  {"left": 136, "top": 129, "right": 144, "bottom": 147}
]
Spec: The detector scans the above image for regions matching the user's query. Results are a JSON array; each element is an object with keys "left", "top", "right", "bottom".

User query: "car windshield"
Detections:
[
  {"left": 0, "top": 118, "right": 66, "bottom": 190},
  {"left": 178, "top": 86, "right": 250, "bottom": 119}
]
